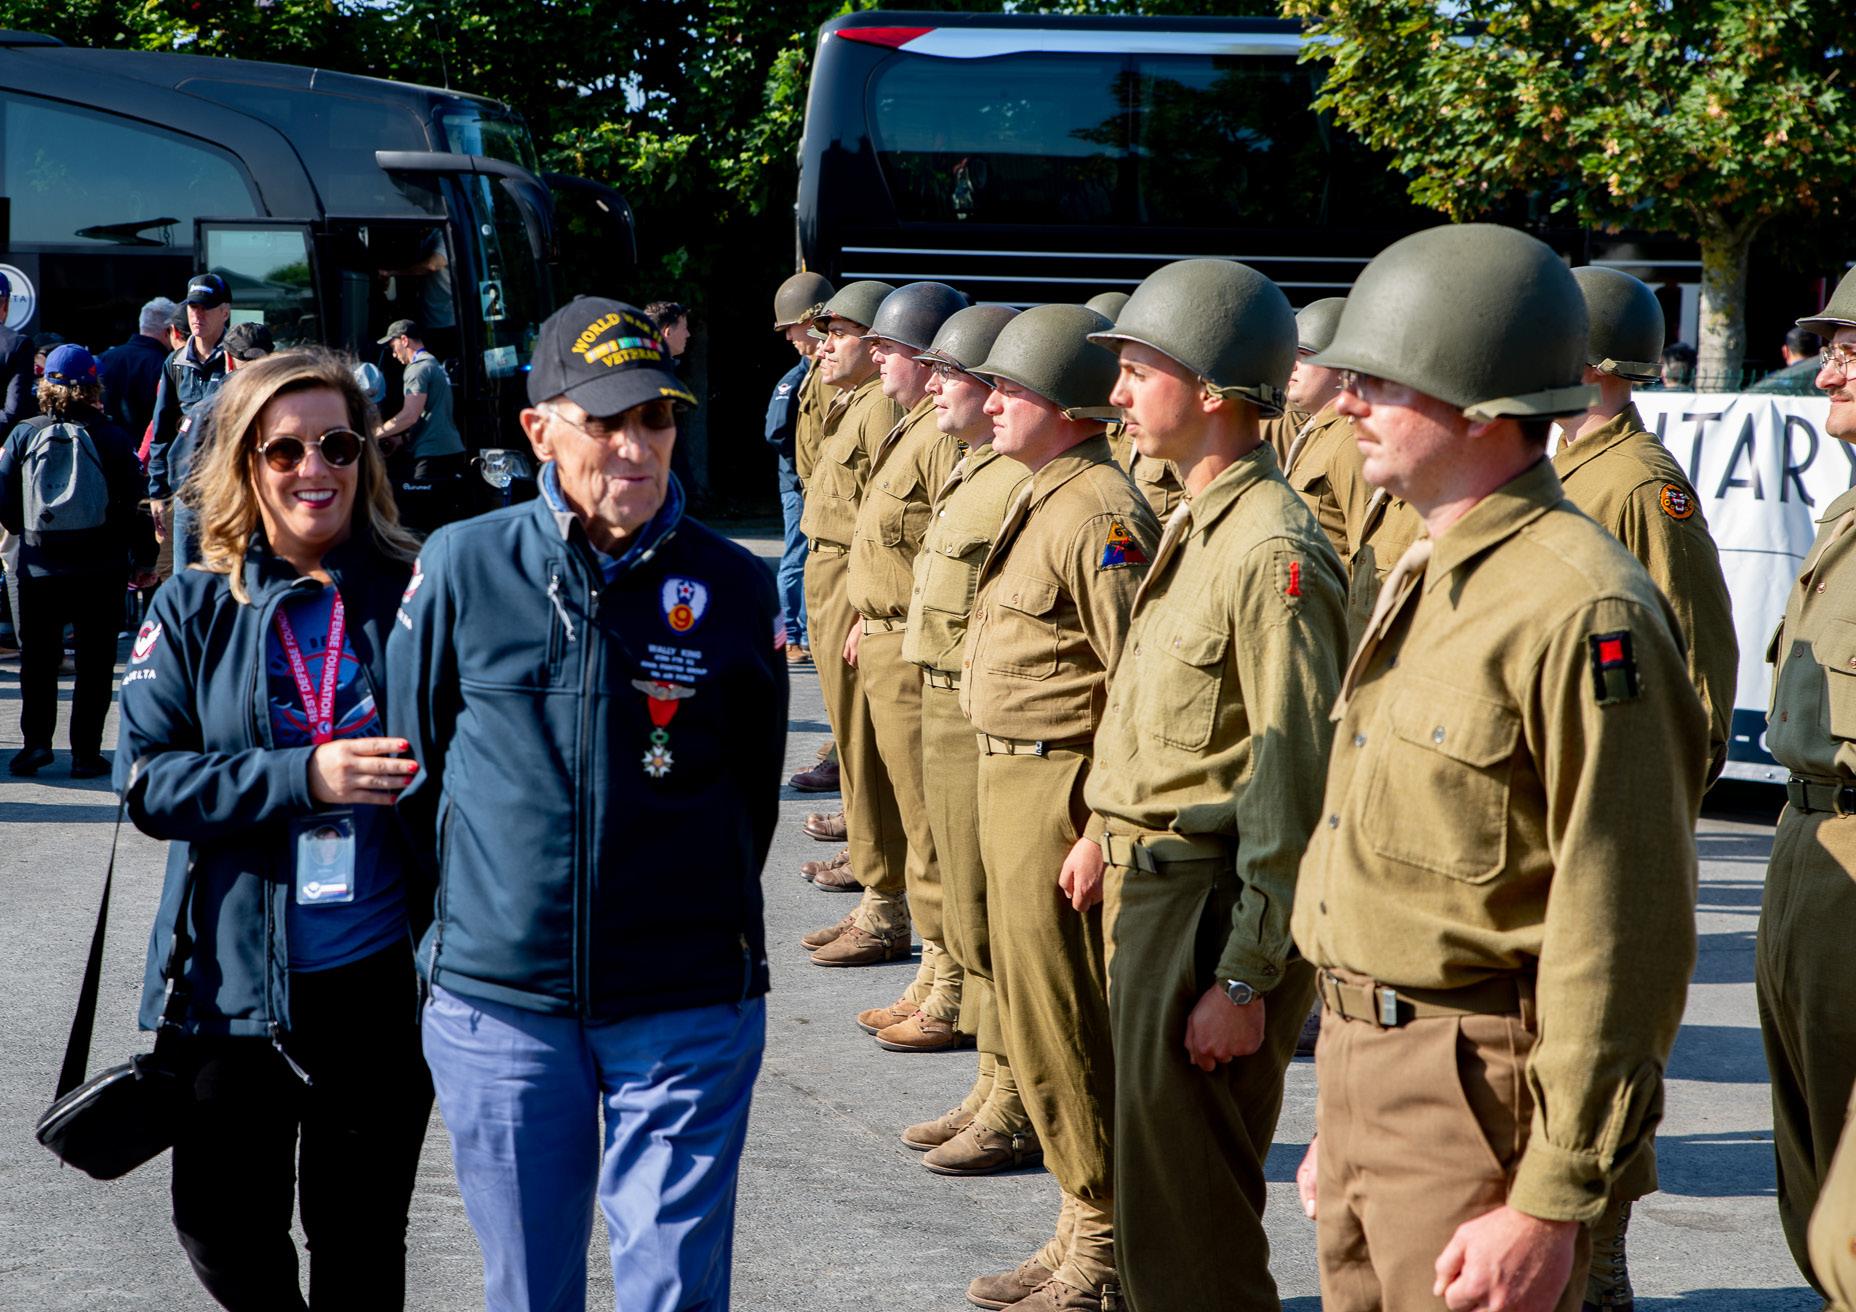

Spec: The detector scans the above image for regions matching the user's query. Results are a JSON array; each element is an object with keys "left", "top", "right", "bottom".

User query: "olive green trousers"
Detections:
[
  {"left": 857, "top": 628, "right": 942, "bottom": 974},
  {"left": 922, "top": 680, "right": 988, "bottom": 1039},
  {"left": 1757, "top": 806, "right": 1856, "bottom": 1296},
  {"left": 1105, "top": 853, "right": 1316, "bottom": 1312},
  {"left": 803, "top": 549, "right": 908, "bottom": 937}
]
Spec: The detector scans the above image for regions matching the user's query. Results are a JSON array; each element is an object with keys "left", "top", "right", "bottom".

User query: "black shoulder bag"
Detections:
[{"left": 35, "top": 783, "right": 196, "bottom": 1180}]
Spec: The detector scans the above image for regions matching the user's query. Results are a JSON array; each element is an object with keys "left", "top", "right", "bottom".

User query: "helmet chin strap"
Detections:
[{"left": 1202, "top": 379, "right": 1286, "bottom": 418}]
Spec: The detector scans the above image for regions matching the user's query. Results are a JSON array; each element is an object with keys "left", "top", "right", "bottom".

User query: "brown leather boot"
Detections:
[
  {"left": 856, "top": 996, "right": 918, "bottom": 1035},
  {"left": 800, "top": 912, "right": 855, "bottom": 952},
  {"left": 801, "top": 847, "right": 851, "bottom": 880},
  {"left": 802, "top": 810, "right": 847, "bottom": 842},
  {"left": 784, "top": 644, "right": 812, "bottom": 666},
  {"left": 1001, "top": 1278, "right": 1114, "bottom": 1312},
  {"left": 874, "top": 1010, "right": 966, "bottom": 1052},
  {"left": 788, "top": 755, "right": 839, "bottom": 792},
  {"left": 925, "top": 1121, "right": 1043, "bottom": 1176},
  {"left": 812, "top": 862, "right": 861, "bottom": 892},
  {"left": 809, "top": 924, "right": 909, "bottom": 967},
  {"left": 967, "top": 1260, "right": 1054, "bottom": 1311},
  {"left": 901, "top": 1105, "right": 974, "bottom": 1151}
]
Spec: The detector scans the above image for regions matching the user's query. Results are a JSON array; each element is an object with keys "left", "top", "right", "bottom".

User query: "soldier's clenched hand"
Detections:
[{"left": 1183, "top": 985, "right": 1265, "bottom": 1072}]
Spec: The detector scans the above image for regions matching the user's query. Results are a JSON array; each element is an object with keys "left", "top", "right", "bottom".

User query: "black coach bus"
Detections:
[
  {"left": 797, "top": 11, "right": 1721, "bottom": 334},
  {"left": 0, "top": 30, "right": 635, "bottom": 449}
]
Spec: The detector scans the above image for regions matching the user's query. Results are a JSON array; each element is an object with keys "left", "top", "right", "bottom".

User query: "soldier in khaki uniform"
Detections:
[
  {"left": 1334, "top": 468, "right": 1425, "bottom": 645},
  {"left": 1556, "top": 267, "right": 1739, "bottom": 1312},
  {"left": 1758, "top": 268, "right": 1856, "bottom": 1299},
  {"left": 780, "top": 273, "right": 836, "bottom": 492},
  {"left": 842, "top": 281, "right": 971, "bottom": 1035},
  {"left": 1291, "top": 225, "right": 1706, "bottom": 1312},
  {"left": 1280, "top": 297, "right": 1370, "bottom": 563},
  {"left": 1083, "top": 260, "right": 1348, "bottom": 1310},
  {"left": 796, "top": 281, "right": 912, "bottom": 965},
  {"left": 772, "top": 272, "right": 833, "bottom": 677},
  {"left": 1104, "top": 420, "right": 1185, "bottom": 520},
  {"left": 895, "top": 304, "right": 1046, "bottom": 1175},
  {"left": 959, "top": 305, "right": 1160, "bottom": 1312},
  {"left": 1811, "top": 1089, "right": 1856, "bottom": 1311}
]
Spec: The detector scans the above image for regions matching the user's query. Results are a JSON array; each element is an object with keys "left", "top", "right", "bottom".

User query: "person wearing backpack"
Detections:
[{"left": 0, "top": 344, "right": 151, "bottom": 777}]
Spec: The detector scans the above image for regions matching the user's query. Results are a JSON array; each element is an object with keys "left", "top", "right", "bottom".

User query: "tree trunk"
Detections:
[{"left": 1696, "top": 220, "right": 1756, "bottom": 391}]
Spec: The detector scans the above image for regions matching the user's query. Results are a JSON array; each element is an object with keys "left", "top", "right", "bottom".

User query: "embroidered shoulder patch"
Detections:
[
  {"left": 1588, "top": 630, "right": 1640, "bottom": 705},
  {"left": 1099, "top": 519, "right": 1148, "bottom": 570},
  {"left": 661, "top": 577, "right": 710, "bottom": 633},
  {"left": 1658, "top": 483, "right": 1696, "bottom": 521}
]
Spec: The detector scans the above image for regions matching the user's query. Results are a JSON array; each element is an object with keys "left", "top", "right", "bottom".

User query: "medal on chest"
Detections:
[{"left": 632, "top": 679, "right": 696, "bottom": 778}]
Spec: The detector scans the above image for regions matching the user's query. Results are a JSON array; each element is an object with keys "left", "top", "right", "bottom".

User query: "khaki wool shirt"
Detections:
[
  {"left": 793, "top": 359, "right": 830, "bottom": 487},
  {"left": 798, "top": 374, "right": 904, "bottom": 549},
  {"left": 1766, "top": 484, "right": 1856, "bottom": 780},
  {"left": 848, "top": 398, "right": 961, "bottom": 620},
  {"left": 1338, "top": 472, "right": 1425, "bottom": 643},
  {"left": 902, "top": 443, "right": 1031, "bottom": 675},
  {"left": 1283, "top": 400, "right": 1371, "bottom": 564},
  {"left": 1106, "top": 421, "right": 1187, "bottom": 520},
  {"left": 1261, "top": 404, "right": 1311, "bottom": 467},
  {"left": 1086, "top": 445, "right": 1348, "bottom": 988},
  {"left": 961, "top": 433, "right": 1161, "bottom": 742},
  {"left": 1292, "top": 458, "right": 1706, "bottom": 1223},
  {"left": 1554, "top": 403, "right": 1738, "bottom": 784}
]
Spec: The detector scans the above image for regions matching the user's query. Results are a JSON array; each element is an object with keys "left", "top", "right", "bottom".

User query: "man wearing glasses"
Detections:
[
  {"left": 1758, "top": 267, "right": 1856, "bottom": 1301},
  {"left": 1289, "top": 225, "right": 1706, "bottom": 1312},
  {"left": 389, "top": 298, "right": 786, "bottom": 1312}
]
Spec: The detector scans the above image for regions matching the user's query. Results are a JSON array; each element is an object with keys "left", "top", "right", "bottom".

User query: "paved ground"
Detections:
[{"left": 0, "top": 533, "right": 1823, "bottom": 1308}]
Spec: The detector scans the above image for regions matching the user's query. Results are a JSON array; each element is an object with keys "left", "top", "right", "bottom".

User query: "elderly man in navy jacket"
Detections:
[{"left": 390, "top": 298, "right": 786, "bottom": 1312}]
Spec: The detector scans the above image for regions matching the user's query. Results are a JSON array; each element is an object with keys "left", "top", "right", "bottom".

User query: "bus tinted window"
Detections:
[
  {"left": 871, "top": 54, "right": 1124, "bottom": 225},
  {"left": 178, "top": 80, "right": 441, "bottom": 216},
  {"left": 866, "top": 51, "right": 1416, "bottom": 232},
  {"left": 0, "top": 93, "right": 256, "bottom": 247},
  {"left": 438, "top": 109, "right": 542, "bottom": 175}
]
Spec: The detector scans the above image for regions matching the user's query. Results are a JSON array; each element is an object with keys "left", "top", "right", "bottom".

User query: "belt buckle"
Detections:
[
  {"left": 1377, "top": 986, "right": 1400, "bottom": 1027},
  {"left": 1032, "top": 740, "right": 1047, "bottom": 758}
]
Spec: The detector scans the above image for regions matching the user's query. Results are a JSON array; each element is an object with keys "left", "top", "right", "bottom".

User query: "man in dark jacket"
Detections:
[
  {"left": 390, "top": 298, "right": 786, "bottom": 1312},
  {"left": 0, "top": 345, "right": 150, "bottom": 776},
  {"left": 0, "top": 272, "right": 33, "bottom": 433},
  {"left": 147, "top": 273, "right": 231, "bottom": 548},
  {"left": 98, "top": 295, "right": 179, "bottom": 437}
]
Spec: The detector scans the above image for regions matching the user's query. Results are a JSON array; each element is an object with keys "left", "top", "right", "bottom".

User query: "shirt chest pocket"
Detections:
[
  {"left": 1364, "top": 679, "right": 1519, "bottom": 883},
  {"left": 1139, "top": 613, "right": 1229, "bottom": 752},
  {"left": 919, "top": 530, "right": 991, "bottom": 616},
  {"left": 868, "top": 470, "right": 922, "bottom": 547},
  {"left": 982, "top": 571, "right": 1061, "bottom": 680},
  {"left": 1813, "top": 619, "right": 1856, "bottom": 741}
]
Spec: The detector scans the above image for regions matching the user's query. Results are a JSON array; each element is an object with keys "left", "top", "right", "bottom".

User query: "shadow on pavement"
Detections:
[
  {"left": 1703, "top": 781, "right": 1785, "bottom": 826},
  {"left": 1654, "top": 1130, "right": 1777, "bottom": 1197},
  {"left": 1668, "top": 1024, "right": 1770, "bottom": 1084},
  {"left": 0, "top": 800, "right": 123, "bottom": 824},
  {"left": 1692, "top": 928, "right": 1759, "bottom": 986},
  {"left": 1637, "top": 1290, "right": 1819, "bottom": 1310}
]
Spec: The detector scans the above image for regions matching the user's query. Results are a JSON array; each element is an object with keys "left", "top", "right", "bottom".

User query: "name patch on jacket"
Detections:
[
  {"left": 662, "top": 577, "right": 709, "bottom": 633},
  {"left": 643, "top": 642, "right": 709, "bottom": 684},
  {"left": 1588, "top": 630, "right": 1640, "bottom": 705}
]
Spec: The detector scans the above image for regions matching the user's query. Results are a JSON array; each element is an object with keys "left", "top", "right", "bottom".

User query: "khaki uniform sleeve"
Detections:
[
  {"left": 1217, "top": 540, "right": 1348, "bottom": 988},
  {"left": 1064, "top": 509, "right": 1159, "bottom": 678},
  {"left": 1615, "top": 483, "right": 1739, "bottom": 786},
  {"left": 1509, "top": 596, "right": 1705, "bottom": 1222},
  {"left": 921, "top": 431, "right": 963, "bottom": 502},
  {"left": 1326, "top": 422, "right": 1373, "bottom": 562}
]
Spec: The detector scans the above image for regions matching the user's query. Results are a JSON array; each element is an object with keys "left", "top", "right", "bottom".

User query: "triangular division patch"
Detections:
[
  {"left": 1588, "top": 630, "right": 1640, "bottom": 705},
  {"left": 1100, "top": 519, "right": 1148, "bottom": 570}
]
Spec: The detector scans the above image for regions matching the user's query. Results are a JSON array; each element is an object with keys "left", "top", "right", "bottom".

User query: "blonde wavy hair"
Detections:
[{"left": 181, "top": 347, "right": 421, "bottom": 603}]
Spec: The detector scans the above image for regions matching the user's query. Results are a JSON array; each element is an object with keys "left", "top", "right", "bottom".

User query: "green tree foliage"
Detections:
[{"left": 1280, "top": 0, "right": 1856, "bottom": 385}]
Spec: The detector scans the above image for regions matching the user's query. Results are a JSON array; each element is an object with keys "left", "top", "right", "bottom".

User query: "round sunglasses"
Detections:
[{"left": 254, "top": 427, "right": 366, "bottom": 473}]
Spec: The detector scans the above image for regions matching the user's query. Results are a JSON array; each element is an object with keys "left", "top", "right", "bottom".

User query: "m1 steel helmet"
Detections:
[
  {"left": 1573, "top": 267, "right": 1664, "bottom": 383},
  {"left": 773, "top": 271, "right": 834, "bottom": 330},
  {"left": 866, "top": 282, "right": 969, "bottom": 354},
  {"left": 915, "top": 304, "right": 1020, "bottom": 374},
  {"left": 971, "top": 304, "right": 1120, "bottom": 419}
]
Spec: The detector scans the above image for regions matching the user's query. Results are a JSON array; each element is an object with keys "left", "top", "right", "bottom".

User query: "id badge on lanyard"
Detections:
[{"left": 277, "top": 593, "right": 357, "bottom": 906}]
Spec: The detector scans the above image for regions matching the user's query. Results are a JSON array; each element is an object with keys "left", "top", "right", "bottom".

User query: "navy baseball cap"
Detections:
[
  {"left": 526, "top": 297, "right": 696, "bottom": 415},
  {"left": 43, "top": 344, "right": 99, "bottom": 385},
  {"left": 183, "top": 273, "right": 231, "bottom": 308}
]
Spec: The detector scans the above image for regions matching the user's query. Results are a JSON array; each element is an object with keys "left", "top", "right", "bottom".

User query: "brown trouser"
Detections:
[
  {"left": 803, "top": 548, "right": 908, "bottom": 936},
  {"left": 977, "top": 744, "right": 1114, "bottom": 1291},
  {"left": 1105, "top": 849, "right": 1317, "bottom": 1312},
  {"left": 1810, "top": 1083, "right": 1856, "bottom": 1310},
  {"left": 923, "top": 680, "right": 990, "bottom": 1040},
  {"left": 1757, "top": 806, "right": 1856, "bottom": 1296},
  {"left": 858, "top": 627, "right": 943, "bottom": 987},
  {"left": 1315, "top": 990, "right": 1589, "bottom": 1312}
]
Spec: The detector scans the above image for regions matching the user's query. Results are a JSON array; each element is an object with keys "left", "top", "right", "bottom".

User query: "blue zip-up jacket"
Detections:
[
  {"left": 766, "top": 359, "right": 806, "bottom": 495},
  {"left": 147, "top": 337, "right": 228, "bottom": 501},
  {"left": 387, "top": 475, "right": 786, "bottom": 1019},
  {"left": 113, "top": 533, "right": 423, "bottom": 1039}
]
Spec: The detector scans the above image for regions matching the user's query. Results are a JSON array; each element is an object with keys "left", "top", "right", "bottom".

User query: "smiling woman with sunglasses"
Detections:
[{"left": 112, "top": 348, "right": 434, "bottom": 1311}]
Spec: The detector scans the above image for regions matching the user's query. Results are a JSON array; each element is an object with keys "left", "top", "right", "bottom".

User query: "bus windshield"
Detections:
[
  {"left": 867, "top": 51, "right": 1421, "bottom": 231},
  {"left": 437, "top": 107, "right": 542, "bottom": 175}
]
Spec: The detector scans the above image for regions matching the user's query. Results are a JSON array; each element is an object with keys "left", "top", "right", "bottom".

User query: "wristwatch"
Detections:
[{"left": 1222, "top": 979, "right": 1258, "bottom": 1007}]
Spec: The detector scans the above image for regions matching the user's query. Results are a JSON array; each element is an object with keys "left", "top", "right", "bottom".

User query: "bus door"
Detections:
[
  {"left": 195, "top": 220, "right": 320, "bottom": 347},
  {"left": 309, "top": 216, "right": 457, "bottom": 419},
  {"left": 543, "top": 172, "right": 638, "bottom": 302}
]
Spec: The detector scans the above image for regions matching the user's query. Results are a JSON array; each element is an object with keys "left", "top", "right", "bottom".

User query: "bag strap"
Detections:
[{"left": 54, "top": 757, "right": 195, "bottom": 1099}]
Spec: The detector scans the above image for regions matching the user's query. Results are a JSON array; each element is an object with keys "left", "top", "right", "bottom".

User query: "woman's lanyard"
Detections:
[{"left": 274, "top": 592, "right": 347, "bottom": 745}]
